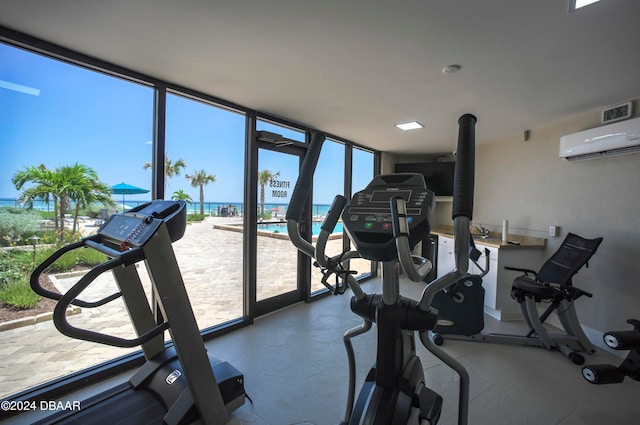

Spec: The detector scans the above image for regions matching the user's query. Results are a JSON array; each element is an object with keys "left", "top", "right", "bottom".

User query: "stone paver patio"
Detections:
[{"left": 0, "top": 217, "right": 362, "bottom": 399}]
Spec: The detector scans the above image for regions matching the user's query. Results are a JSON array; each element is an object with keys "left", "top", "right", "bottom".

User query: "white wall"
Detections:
[
  {"left": 474, "top": 104, "right": 640, "bottom": 334},
  {"left": 388, "top": 101, "right": 640, "bottom": 334}
]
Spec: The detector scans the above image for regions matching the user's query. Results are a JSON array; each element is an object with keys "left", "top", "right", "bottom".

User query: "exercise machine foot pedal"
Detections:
[
  {"left": 418, "top": 387, "right": 443, "bottom": 424},
  {"left": 582, "top": 364, "right": 625, "bottom": 384}
]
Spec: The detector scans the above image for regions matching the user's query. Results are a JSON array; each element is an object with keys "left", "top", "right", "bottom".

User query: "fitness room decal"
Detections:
[{"left": 269, "top": 178, "right": 291, "bottom": 199}]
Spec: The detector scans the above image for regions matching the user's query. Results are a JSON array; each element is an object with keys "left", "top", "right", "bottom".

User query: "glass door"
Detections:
[{"left": 255, "top": 146, "right": 303, "bottom": 312}]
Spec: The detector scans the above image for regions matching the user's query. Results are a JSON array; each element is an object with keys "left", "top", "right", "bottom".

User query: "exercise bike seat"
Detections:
[
  {"left": 509, "top": 233, "right": 602, "bottom": 303},
  {"left": 511, "top": 276, "right": 559, "bottom": 300}
]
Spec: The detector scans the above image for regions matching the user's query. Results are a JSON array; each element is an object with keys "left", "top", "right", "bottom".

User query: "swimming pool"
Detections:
[{"left": 257, "top": 222, "right": 343, "bottom": 235}]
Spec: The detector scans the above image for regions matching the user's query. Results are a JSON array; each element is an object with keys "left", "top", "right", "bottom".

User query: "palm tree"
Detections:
[
  {"left": 257, "top": 169, "right": 280, "bottom": 218},
  {"left": 185, "top": 170, "right": 216, "bottom": 216},
  {"left": 143, "top": 154, "right": 187, "bottom": 196},
  {"left": 59, "top": 163, "right": 116, "bottom": 232},
  {"left": 13, "top": 163, "right": 115, "bottom": 243},
  {"left": 171, "top": 189, "right": 193, "bottom": 204},
  {"left": 12, "top": 164, "right": 60, "bottom": 229}
]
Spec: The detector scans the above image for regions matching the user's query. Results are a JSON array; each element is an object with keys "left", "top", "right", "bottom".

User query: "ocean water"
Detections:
[
  {"left": 0, "top": 199, "right": 56, "bottom": 211},
  {"left": 0, "top": 199, "right": 332, "bottom": 217}
]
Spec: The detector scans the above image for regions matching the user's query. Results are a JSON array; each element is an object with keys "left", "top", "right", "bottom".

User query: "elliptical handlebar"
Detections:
[
  {"left": 452, "top": 114, "right": 476, "bottom": 220},
  {"left": 418, "top": 114, "right": 477, "bottom": 312},
  {"left": 286, "top": 131, "right": 326, "bottom": 259},
  {"left": 390, "top": 196, "right": 432, "bottom": 282},
  {"left": 286, "top": 133, "right": 366, "bottom": 299},
  {"left": 286, "top": 131, "right": 325, "bottom": 222}
]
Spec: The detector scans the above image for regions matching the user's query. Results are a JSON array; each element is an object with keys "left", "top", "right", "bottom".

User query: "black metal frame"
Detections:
[
  {"left": 254, "top": 138, "right": 308, "bottom": 315},
  {"left": 0, "top": 23, "right": 380, "bottom": 408}
]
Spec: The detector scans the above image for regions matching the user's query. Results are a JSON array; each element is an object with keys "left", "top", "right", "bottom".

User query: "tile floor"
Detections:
[{"left": 4, "top": 277, "right": 638, "bottom": 425}]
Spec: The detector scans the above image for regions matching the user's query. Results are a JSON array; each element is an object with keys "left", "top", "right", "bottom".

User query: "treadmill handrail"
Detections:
[
  {"left": 51, "top": 253, "right": 169, "bottom": 347},
  {"left": 30, "top": 235, "right": 141, "bottom": 308},
  {"left": 46, "top": 242, "right": 168, "bottom": 347}
]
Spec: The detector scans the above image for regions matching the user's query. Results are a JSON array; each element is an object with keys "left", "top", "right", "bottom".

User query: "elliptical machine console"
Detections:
[{"left": 343, "top": 174, "right": 434, "bottom": 262}]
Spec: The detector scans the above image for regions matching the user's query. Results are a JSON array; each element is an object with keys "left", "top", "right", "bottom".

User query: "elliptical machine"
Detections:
[
  {"left": 28, "top": 200, "right": 244, "bottom": 425},
  {"left": 287, "top": 114, "right": 478, "bottom": 425}
]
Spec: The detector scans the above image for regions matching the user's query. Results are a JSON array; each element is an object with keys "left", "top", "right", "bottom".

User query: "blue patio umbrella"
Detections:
[{"left": 110, "top": 182, "right": 150, "bottom": 211}]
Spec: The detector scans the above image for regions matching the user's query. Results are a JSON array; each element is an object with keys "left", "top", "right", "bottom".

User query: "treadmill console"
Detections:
[
  {"left": 98, "top": 200, "right": 187, "bottom": 249},
  {"left": 343, "top": 174, "right": 434, "bottom": 261}
]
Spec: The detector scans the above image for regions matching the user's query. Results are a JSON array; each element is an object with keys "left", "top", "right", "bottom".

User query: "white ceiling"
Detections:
[{"left": 1, "top": 0, "right": 640, "bottom": 154}]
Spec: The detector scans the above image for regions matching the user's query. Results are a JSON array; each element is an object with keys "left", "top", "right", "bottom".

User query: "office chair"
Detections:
[{"left": 507, "top": 232, "right": 603, "bottom": 364}]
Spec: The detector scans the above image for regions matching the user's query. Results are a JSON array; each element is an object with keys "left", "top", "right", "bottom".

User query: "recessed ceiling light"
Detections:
[
  {"left": 442, "top": 64, "right": 462, "bottom": 74},
  {"left": 570, "top": 0, "right": 600, "bottom": 11},
  {"left": 395, "top": 121, "right": 424, "bottom": 131}
]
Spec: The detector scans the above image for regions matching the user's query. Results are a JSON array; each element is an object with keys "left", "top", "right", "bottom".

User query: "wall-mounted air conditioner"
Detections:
[{"left": 559, "top": 117, "right": 640, "bottom": 161}]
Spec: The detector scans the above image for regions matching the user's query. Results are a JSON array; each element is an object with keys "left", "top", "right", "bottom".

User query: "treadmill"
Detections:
[{"left": 28, "top": 200, "right": 244, "bottom": 425}]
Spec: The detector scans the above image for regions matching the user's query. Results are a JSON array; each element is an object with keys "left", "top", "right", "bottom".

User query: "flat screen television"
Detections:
[{"left": 394, "top": 162, "right": 455, "bottom": 196}]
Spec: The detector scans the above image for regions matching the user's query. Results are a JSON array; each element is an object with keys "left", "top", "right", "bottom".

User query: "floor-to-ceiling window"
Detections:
[
  {"left": 349, "top": 147, "right": 376, "bottom": 277},
  {"left": 253, "top": 121, "right": 305, "bottom": 312},
  {"left": 0, "top": 33, "right": 379, "bottom": 407},
  {"left": 311, "top": 138, "right": 346, "bottom": 293},
  {"left": 165, "top": 93, "right": 246, "bottom": 330},
  {"left": 0, "top": 43, "right": 154, "bottom": 398}
]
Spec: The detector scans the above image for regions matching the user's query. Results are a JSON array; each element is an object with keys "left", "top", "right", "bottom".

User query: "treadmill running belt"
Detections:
[{"left": 44, "top": 389, "right": 166, "bottom": 425}]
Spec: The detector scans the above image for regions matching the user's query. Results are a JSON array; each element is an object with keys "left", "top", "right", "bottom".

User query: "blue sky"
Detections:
[{"left": 1, "top": 43, "right": 373, "bottom": 206}]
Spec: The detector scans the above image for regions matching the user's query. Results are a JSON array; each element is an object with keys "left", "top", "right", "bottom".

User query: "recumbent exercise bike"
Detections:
[{"left": 429, "top": 231, "right": 603, "bottom": 365}]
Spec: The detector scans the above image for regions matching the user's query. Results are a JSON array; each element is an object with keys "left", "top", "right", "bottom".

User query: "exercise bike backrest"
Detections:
[
  {"left": 287, "top": 114, "right": 478, "bottom": 308},
  {"left": 30, "top": 200, "right": 187, "bottom": 347}
]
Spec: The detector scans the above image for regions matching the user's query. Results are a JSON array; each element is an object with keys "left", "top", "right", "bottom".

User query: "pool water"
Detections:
[{"left": 257, "top": 222, "right": 343, "bottom": 235}]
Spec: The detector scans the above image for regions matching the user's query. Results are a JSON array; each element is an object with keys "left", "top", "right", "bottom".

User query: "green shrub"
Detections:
[
  {"left": 0, "top": 250, "right": 31, "bottom": 286},
  {"left": 34, "top": 247, "right": 78, "bottom": 273},
  {"left": 33, "top": 245, "right": 106, "bottom": 272},
  {"left": 0, "top": 267, "right": 25, "bottom": 290},
  {"left": 39, "top": 211, "right": 56, "bottom": 220},
  {"left": 187, "top": 213, "right": 206, "bottom": 222},
  {"left": 0, "top": 250, "right": 41, "bottom": 309},
  {"left": 0, "top": 278, "right": 40, "bottom": 309},
  {"left": 0, "top": 210, "right": 41, "bottom": 246},
  {"left": 34, "top": 247, "right": 57, "bottom": 267},
  {"left": 76, "top": 248, "right": 107, "bottom": 266},
  {"left": 46, "top": 251, "right": 78, "bottom": 273},
  {"left": 10, "top": 250, "right": 35, "bottom": 271},
  {"left": 0, "top": 207, "right": 28, "bottom": 214}
]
